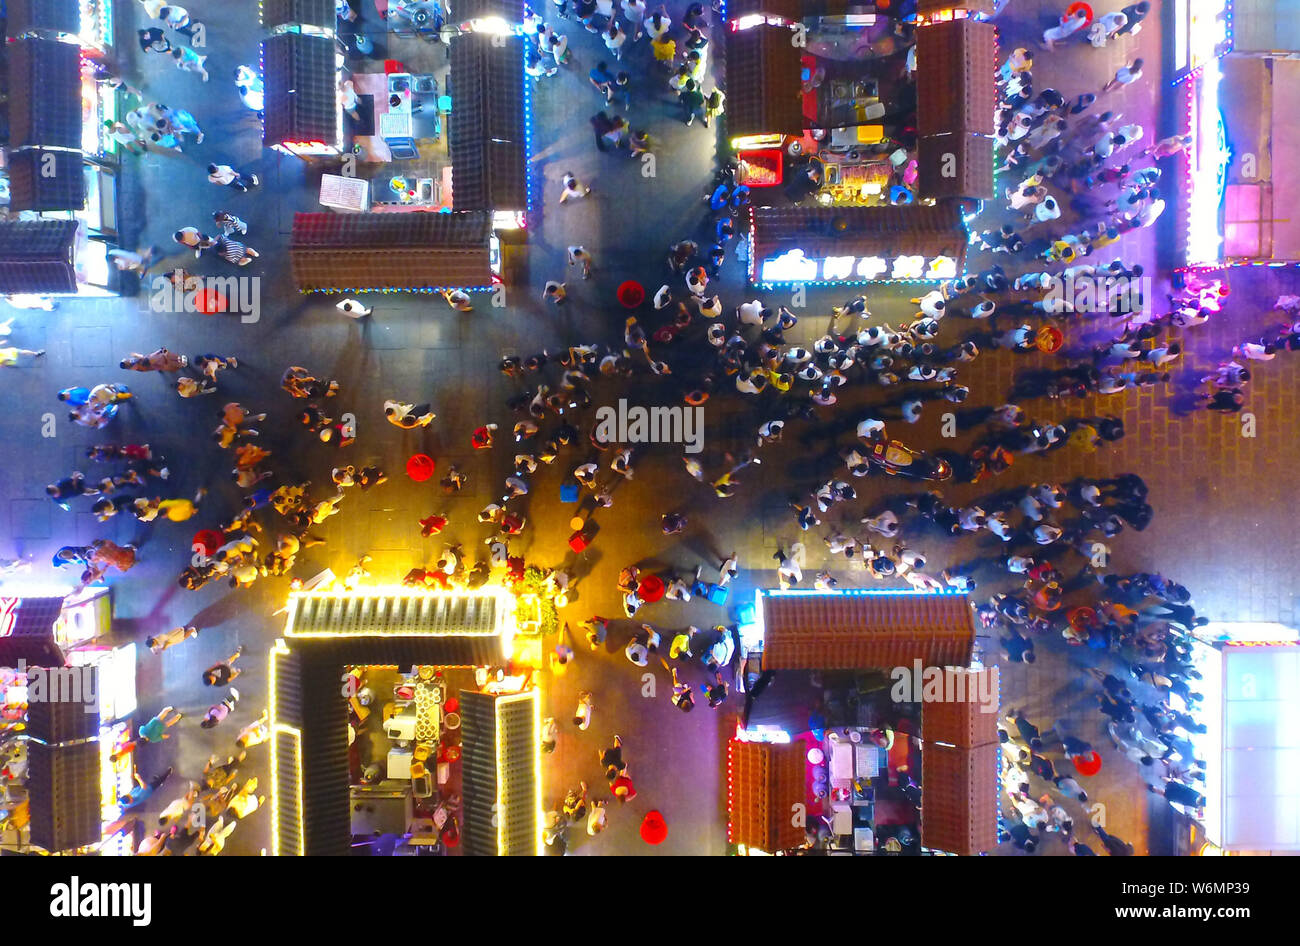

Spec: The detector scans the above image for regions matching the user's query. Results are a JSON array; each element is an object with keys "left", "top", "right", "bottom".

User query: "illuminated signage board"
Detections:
[{"left": 758, "top": 249, "right": 958, "bottom": 284}]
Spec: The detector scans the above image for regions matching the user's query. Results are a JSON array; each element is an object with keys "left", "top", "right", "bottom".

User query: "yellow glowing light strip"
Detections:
[
  {"left": 493, "top": 689, "right": 543, "bottom": 856},
  {"left": 269, "top": 723, "right": 304, "bottom": 857},
  {"left": 284, "top": 587, "right": 515, "bottom": 639},
  {"left": 268, "top": 639, "right": 301, "bottom": 856}
]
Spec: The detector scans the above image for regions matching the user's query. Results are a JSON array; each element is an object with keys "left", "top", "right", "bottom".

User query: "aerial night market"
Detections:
[{"left": 0, "top": 0, "right": 1287, "bottom": 921}]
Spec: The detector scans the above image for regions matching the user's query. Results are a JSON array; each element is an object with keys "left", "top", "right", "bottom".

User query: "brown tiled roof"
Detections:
[
  {"left": 725, "top": 23, "right": 806, "bottom": 139},
  {"left": 728, "top": 739, "right": 807, "bottom": 852},
  {"left": 449, "top": 34, "right": 527, "bottom": 212},
  {"left": 921, "top": 742, "right": 1000, "bottom": 855},
  {"left": 0, "top": 220, "right": 79, "bottom": 295},
  {"left": 290, "top": 211, "right": 493, "bottom": 290},
  {"left": 917, "top": 0, "right": 996, "bottom": 15},
  {"left": 915, "top": 18, "right": 997, "bottom": 138},
  {"left": 917, "top": 133, "right": 995, "bottom": 200},
  {"left": 751, "top": 203, "right": 969, "bottom": 268},
  {"left": 261, "top": 0, "right": 335, "bottom": 28},
  {"left": 6, "top": 37, "right": 83, "bottom": 150},
  {"left": 262, "top": 33, "right": 339, "bottom": 147},
  {"left": 759, "top": 592, "right": 975, "bottom": 670},
  {"left": 448, "top": 0, "right": 526, "bottom": 22},
  {"left": 920, "top": 667, "right": 1000, "bottom": 748}
]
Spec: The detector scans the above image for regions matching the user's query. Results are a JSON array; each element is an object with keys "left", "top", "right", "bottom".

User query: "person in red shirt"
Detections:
[
  {"left": 419, "top": 513, "right": 448, "bottom": 536},
  {"left": 471, "top": 424, "right": 497, "bottom": 449},
  {"left": 610, "top": 772, "right": 637, "bottom": 802}
]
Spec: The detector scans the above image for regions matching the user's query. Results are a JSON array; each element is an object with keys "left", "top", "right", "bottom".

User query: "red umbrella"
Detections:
[
  {"left": 1073, "top": 751, "right": 1103, "bottom": 777},
  {"left": 1065, "top": 2, "right": 1094, "bottom": 27},
  {"left": 640, "top": 810, "right": 668, "bottom": 845},
  {"left": 192, "top": 529, "right": 224, "bottom": 557},
  {"left": 406, "top": 453, "right": 436, "bottom": 481},
  {"left": 617, "top": 280, "right": 646, "bottom": 309},
  {"left": 637, "top": 575, "right": 665, "bottom": 603}
]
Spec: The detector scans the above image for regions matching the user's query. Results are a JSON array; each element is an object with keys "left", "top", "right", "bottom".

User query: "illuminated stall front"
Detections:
[
  {"left": 751, "top": 202, "right": 967, "bottom": 287},
  {"left": 2, "top": 25, "right": 118, "bottom": 296},
  {"left": 1190, "top": 623, "right": 1300, "bottom": 855},
  {"left": 270, "top": 588, "right": 542, "bottom": 856},
  {"left": 278, "top": 23, "right": 529, "bottom": 291},
  {"left": 0, "top": 586, "right": 135, "bottom": 854},
  {"left": 728, "top": 7, "right": 992, "bottom": 285},
  {"left": 729, "top": 589, "right": 999, "bottom": 855}
]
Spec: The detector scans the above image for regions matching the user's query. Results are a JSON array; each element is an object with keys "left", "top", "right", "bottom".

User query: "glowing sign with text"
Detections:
[{"left": 760, "top": 250, "right": 957, "bottom": 284}]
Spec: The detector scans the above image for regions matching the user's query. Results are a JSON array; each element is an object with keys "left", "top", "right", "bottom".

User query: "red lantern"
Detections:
[
  {"left": 640, "top": 810, "right": 668, "bottom": 845},
  {"left": 1073, "top": 751, "right": 1103, "bottom": 777},
  {"left": 406, "top": 454, "right": 436, "bottom": 481},
  {"left": 192, "top": 529, "right": 225, "bottom": 557},
  {"left": 617, "top": 280, "right": 646, "bottom": 308},
  {"left": 1065, "top": 2, "right": 1094, "bottom": 26}
]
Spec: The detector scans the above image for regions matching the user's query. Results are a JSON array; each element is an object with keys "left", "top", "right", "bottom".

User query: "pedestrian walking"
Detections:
[
  {"left": 567, "top": 245, "right": 593, "bottom": 279},
  {"left": 1103, "top": 59, "right": 1144, "bottom": 93},
  {"left": 336, "top": 298, "right": 373, "bottom": 318},
  {"left": 171, "top": 44, "right": 209, "bottom": 81},
  {"left": 146, "top": 626, "right": 198, "bottom": 654},
  {"left": 207, "top": 164, "right": 260, "bottom": 191},
  {"left": 200, "top": 688, "right": 240, "bottom": 728}
]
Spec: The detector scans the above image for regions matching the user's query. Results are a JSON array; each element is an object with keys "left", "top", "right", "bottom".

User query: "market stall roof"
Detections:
[
  {"left": 290, "top": 211, "right": 494, "bottom": 291},
  {"left": 460, "top": 689, "right": 542, "bottom": 856},
  {"left": 920, "top": 742, "right": 999, "bottom": 855},
  {"left": 0, "top": 595, "right": 67, "bottom": 667},
  {"left": 261, "top": 0, "right": 337, "bottom": 29},
  {"left": 916, "top": 0, "right": 996, "bottom": 15},
  {"left": 6, "top": 148, "right": 87, "bottom": 212},
  {"left": 727, "top": 738, "right": 806, "bottom": 853},
  {"left": 915, "top": 17, "right": 996, "bottom": 139},
  {"left": 1231, "top": 0, "right": 1300, "bottom": 55},
  {"left": 270, "top": 590, "right": 520, "bottom": 855},
  {"left": 725, "top": 22, "right": 805, "bottom": 139},
  {"left": 28, "top": 739, "right": 102, "bottom": 853},
  {"left": 751, "top": 202, "right": 969, "bottom": 264},
  {"left": 262, "top": 32, "right": 338, "bottom": 148},
  {"left": 4, "top": 0, "right": 82, "bottom": 35},
  {"left": 5, "top": 37, "right": 83, "bottom": 150},
  {"left": 0, "top": 220, "right": 80, "bottom": 295},
  {"left": 920, "top": 667, "right": 1000, "bottom": 748},
  {"left": 27, "top": 668, "right": 101, "bottom": 742},
  {"left": 447, "top": 0, "right": 527, "bottom": 23},
  {"left": 722, "top": 0, "right": 803, "bottom": 20},
  {"left": 757, "top": 590, "right": 976, "bottom": 670},
  {"left": 448, "top": 33, "right": 527, "bottom": 212},
  {"left": 917, "top": 132, "right": 994, "bottom": 199}
]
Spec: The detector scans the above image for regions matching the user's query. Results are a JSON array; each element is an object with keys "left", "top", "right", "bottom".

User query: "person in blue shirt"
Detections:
[
  {"left": 588, "top": 61, "right": 616, "bottom": 102},
  {"left": 57, "top": 386, "right": 91, "bottom": 406},
  {"left": 118, "top": 766, "right": 173, "bottom": 810}
]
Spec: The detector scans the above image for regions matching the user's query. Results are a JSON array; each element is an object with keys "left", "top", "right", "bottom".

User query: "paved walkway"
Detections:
[{"left": 2, "top": 0, "right": 1294, "bottom": 856}]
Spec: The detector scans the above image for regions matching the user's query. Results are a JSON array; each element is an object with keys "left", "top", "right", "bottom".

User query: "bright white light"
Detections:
[
  {"left": 1187, "top": 59, "right": 1230, "bottom": 265},
  {"left": 927, "top": 256, "right": 958, "bottom": 279},
  {"left": 470, "top": 17, "right": 512, "bottom": 35},
  {"left": 760, "top": 249, "right": 818, "bottom": 283},
  {"left": 823, "top": 256, "right": 856, "bottom": 280},
  {"left": 857, "top": 256, "right": 888, "bottom": 279},
  {"left": 892, "top": 255, "right": 925, "bottom": 279}
]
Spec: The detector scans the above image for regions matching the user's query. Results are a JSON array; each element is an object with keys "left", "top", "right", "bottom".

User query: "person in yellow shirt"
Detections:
[
  {"left": 652, "top": 35, "right": 676, "bottom": 66},
  {"left": 156, "top": 488, "right": 206, "bottom": 522}
]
